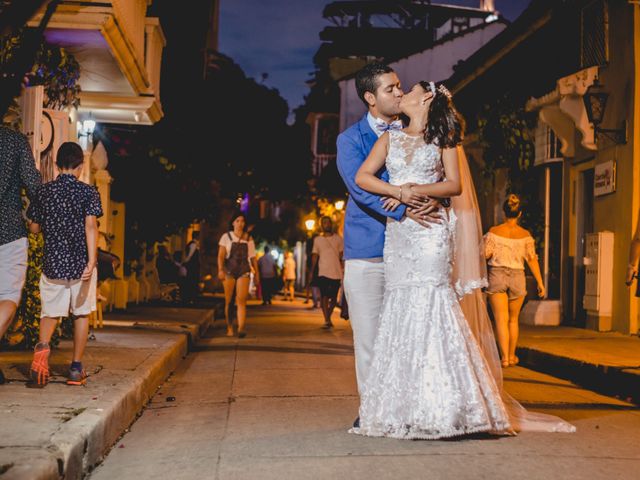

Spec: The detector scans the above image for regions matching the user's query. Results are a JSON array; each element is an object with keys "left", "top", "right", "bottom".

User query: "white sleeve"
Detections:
[
  {"left": 525, "top": 237, "right": 538, "bottom": 262},
  {"left": 484, "top": 233, "right": 495, "bottom": 258},
  {"left": 312, "top": 237, "right": 320, "bottom": 255},
  {"left": 219, "top": 234, "right": 230, "bottom": 250}
]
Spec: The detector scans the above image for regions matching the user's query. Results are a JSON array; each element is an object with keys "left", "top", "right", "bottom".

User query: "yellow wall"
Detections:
[
  {"left": 631, "top": 3, "right": 640, "bottom": 334},
  {"left": 588, "top": 2, "right": 637, "bottom": 333}
]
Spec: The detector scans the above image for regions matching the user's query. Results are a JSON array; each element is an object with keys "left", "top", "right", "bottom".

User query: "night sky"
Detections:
[{"left": 218, "top": 0, "right": 533, "bottom": 113}]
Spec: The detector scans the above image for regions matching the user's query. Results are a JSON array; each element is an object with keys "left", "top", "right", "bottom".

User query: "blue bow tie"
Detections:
[{"left": 374, "top": 119, "right": 403, "bottom": 134}]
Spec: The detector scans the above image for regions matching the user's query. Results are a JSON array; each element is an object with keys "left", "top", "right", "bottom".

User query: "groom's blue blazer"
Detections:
[{"left": 337, "top": 114, "right": 406, "bottom": 260}]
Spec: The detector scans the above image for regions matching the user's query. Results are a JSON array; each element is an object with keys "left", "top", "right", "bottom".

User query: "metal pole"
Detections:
[{"left": 544, "top": 166, "right": 551, "bottom": 298}]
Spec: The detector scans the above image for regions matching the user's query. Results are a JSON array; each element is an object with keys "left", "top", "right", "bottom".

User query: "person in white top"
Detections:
[
  {"left": 218, "top": 213, "right": 259, "bottom": 338},
  {"left": 282, "top": 251, "right": 296, "bottom": 302},
  {"left": 310, "top": 216, "right": 344, "bottom": 328},
  {"left": 485, "top": 194, "right": 545, "bottom": 368}
]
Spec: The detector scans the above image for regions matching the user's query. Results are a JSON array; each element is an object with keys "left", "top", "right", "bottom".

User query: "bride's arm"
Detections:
[
  {"left": 410, "top": 147, "right": 462, "bottom": 197},
  {"left": 355, "top": 133, "right": 402, "bottom": 200}
]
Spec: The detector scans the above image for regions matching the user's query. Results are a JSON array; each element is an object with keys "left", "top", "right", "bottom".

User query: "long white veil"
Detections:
[{"left": 452, "top": 145, "right": 575, "bottom": 433}]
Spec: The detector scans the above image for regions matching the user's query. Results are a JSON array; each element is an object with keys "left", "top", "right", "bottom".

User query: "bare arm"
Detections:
[
  {"left": 218, "top": 246, "right": 227, "bottom": 281},
  {"left": 627, "top": 217, "right": 640, "bottom": 285},
  {"left": 525, "top": 256, "right": 546, "bottom": 298},
  {"left": 251, "top": 257, "right": 260, "bottom": 283},
  {"left": 355, "top": 133, "right": 403, "bottom": 199},
  {"left": 410, "top": 147, "right": 462, "bottom": 198},
  {"left": 83, "top": 216, "right": 98, "bottom": 281},
  {"left": 626, "top": 239, "right": 640, "bottom": 285},
  {"left": 184, "top": 242, "right": 196, "bottom": 263},
  {"left": 308, "top": 253, "right": 319, "bottom": 287}
]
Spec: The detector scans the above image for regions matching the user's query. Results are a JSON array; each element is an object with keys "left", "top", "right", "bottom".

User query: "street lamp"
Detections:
[
  {"left": 334, "top": 200, "right": 345, "bottom": 211},
  {"left": 82, "top": 119, "right": 96, "bottom": 134},
  {"left": 305, "top": 219, "right": 316, "bottom": 232},
  {"left": 583, "top": 78, "right": 627, "bottom": 145}
]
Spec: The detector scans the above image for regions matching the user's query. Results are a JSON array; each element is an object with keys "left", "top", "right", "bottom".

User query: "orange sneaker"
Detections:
[{"left": 28, "top": 343, "right": 50, "bottom": 388}]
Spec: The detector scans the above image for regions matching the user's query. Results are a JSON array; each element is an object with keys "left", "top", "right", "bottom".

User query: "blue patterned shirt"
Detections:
[
  {"left": 27, "top": 174, "right": 103, "bottom": 280},
  {"left": 0, "top": 127, "right": 42, "bottom": 246}
]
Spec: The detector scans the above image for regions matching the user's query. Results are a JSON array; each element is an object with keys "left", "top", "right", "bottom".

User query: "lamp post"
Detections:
[
  {"left": 305, "top": 219, "right": 316, "bottom": 234},
  {"left": 583, "top": 78, "right": 627, "bottom": 145}
]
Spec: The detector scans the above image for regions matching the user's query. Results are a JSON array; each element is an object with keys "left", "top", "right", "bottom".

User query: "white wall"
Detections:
[{"left": 338, "top": 21, "right": 506, "bottom": 131}]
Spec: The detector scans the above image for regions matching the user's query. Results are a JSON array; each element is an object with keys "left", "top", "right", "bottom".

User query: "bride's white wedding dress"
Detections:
[{"left": 351, "top": 130, "right": 512, "bottom": 439}]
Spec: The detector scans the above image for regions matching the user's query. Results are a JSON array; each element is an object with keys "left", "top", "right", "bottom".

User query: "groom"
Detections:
[{"left": 336, "top": 62, "right": 441, "bottom": 427}]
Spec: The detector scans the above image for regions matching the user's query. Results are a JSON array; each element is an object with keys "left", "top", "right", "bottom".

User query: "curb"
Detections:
[
  {"left": 3, "top": 310, "right": 213, "bottom": 480},
  {"left": 517, "top": 346, "right": 640, "bottom": 405}
]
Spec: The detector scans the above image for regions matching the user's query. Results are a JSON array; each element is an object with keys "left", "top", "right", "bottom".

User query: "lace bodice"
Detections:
[
  {"left": 386, "top": 130, "right": 443, "bottom": 186},
  {"left": 484, "top": 231, "right": 537, "bottom": 270}
]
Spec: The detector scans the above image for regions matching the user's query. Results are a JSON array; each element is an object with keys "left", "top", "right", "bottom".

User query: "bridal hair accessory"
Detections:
[
  {"left": 428, "top": 81, "right": 436, "bottom": 96},
  {"left": 437, "top": 84, "right": 452, "bottom": 99}
]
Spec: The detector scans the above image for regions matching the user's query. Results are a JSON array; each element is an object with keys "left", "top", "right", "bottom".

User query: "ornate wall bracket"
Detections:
[{"left": 526, "top": 66, "right": 599, "bottom": 154}]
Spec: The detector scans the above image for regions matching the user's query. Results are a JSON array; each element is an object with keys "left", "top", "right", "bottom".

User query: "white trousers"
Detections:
[{"left": 343, "top": 259, "right": 385, "bottom": 396}]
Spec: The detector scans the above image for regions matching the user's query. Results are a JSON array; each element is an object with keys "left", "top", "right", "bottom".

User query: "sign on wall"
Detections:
[{"left": 594, "top": 160, "right": 616, "bottom": 197}]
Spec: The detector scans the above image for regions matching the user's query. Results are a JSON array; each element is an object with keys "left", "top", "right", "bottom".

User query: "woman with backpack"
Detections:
[{"left": 218, "top": 212, "right": 259, "bottom": 338}]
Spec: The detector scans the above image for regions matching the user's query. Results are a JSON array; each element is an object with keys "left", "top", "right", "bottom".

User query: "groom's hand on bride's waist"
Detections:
[{"left": 406, "top": 198, "right": 443, "bottom": 227}]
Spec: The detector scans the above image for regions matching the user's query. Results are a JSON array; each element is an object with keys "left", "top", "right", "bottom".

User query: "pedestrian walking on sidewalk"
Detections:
[
  {"left": 0, "top": 126, "right": 42, "bottom": 384},
  {"left": 218, "top": 212, "right": 259, "bottom": 338},
  {"left": 309, "top": 216, "right": 343, "bottom": 329},
  {"left": 485, "top": 194, "right": 545, "bottom": 368},
  {"left": 182, "top": 231, "right": 201, "bottom": 304},
  {"left": 258, "top": 246, "right": 277, "bottom": 305},
  {"left": 304, "top": 244, "right": 320, "bottom": 308},
  {"left": 26, "top": 142, "right": 103, "bottom": 387},
  {"left": 283, "top": 251, "right": 296, "bottom": 302}
]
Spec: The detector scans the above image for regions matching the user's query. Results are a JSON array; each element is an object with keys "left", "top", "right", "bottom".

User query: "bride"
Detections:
[{"left": 351, "top": 80, "right": 575, "bottom": 439}]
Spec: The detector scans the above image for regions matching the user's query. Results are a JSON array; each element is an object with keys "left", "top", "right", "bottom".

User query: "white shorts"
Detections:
[
  {"left": 0, "top": 237, "right": 28, "bottom": 305},
  {"left": 40, "top": 269, "right": 97, "bottom": 318}
]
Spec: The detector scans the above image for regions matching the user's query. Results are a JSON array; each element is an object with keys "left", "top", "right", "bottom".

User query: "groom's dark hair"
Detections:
[{"left": 355, "top": 62, "right": 394, "bottom": 106}]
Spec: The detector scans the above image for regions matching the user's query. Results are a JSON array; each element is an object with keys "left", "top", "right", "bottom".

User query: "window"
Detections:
[
  {"left": 581, "top": 0, "right": 609, "bottom": 68},
  {"left": 535, "top": 123, "right": 563, "bottom": 166}
]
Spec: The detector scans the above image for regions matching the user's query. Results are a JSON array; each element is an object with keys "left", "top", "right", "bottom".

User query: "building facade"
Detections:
[{"left": 449, "top": 0, "right": 639, "bottom": 334}]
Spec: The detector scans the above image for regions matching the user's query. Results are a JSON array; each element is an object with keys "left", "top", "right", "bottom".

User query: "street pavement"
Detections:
[
  {"left": 0, "top": 307, "right": 213, "bottom": 480},
  {"left": 89, "top": 298, "right": 640, "bottom": 480}
]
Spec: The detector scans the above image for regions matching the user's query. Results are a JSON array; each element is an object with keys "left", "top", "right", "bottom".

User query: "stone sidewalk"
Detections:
[
  {"left": 0, "top": 306, "right": 213, "bottom": 480},
  {"left": 517, "top": 325, "right": 640, "bottom": 403},
  {"left": 90, "top": 300, "right": 640, "bottom": 480}
]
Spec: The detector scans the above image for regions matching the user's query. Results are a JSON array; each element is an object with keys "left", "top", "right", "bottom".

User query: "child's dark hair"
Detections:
[
  {"left": 418, "top": 82, "right": 465, "bottom": 148},
  {"left": 355, "top": 62, "right": 394, "bottom": 106},
  {"left": 503, "top": 194, "right": 522, "bottom": 219},
  {"left": 56, "top": 142, "right": 84, "bottom": 170}
]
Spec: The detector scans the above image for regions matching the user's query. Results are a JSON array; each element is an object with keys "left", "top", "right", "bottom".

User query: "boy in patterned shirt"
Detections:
[{"left": 27, "top": 142, "right": 103, "bottom": 387}]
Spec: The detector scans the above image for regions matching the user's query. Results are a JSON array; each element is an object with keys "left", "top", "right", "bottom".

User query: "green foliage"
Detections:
[
  {"left": 476, "top": 95, "right": 537, "bottom": 179},
  {"left": 477, "top": 94, "right": 545, "bottom": 246},
  {"left": 5, "top": 233, "right": 46, "bottom": 348},
  {"left": 0, "top": 31, "right": 81, "bottom": 111},
  {"left": 32, "top": 44, "right": 81, "bottom": 110}
]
